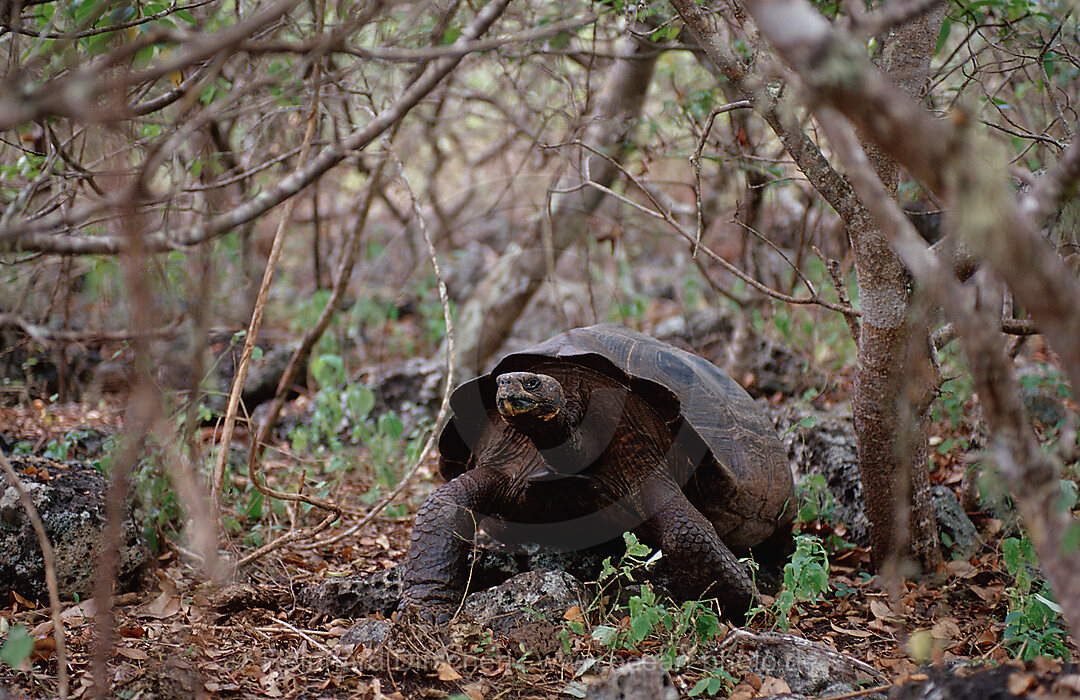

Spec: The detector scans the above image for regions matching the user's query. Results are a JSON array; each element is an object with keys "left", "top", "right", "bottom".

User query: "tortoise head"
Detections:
[{"left": 495, "top": 372, "right": 566, "bottom": 424}]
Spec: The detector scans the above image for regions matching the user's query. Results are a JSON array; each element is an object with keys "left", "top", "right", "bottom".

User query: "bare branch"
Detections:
[{"left": 1, "top": 0, "right": 514, "bottom": 253}]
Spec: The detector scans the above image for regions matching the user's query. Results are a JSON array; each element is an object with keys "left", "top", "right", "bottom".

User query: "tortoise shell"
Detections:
[{"left": 438, "top": 323, "right": 794, "bottom": 548}]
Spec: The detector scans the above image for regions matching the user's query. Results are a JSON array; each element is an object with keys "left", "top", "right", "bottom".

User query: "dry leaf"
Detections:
[
  {"left": 115, "top": 647, "right": 148, "bottom": 660},
  {"left": 1006, "top": 671, "right": 1036, "bottom": 695},
  {"left": 437, "top": 662, "right": 462, "bottom": 681},
  {"left": 759, "top": 676, "right": 791, "bottom": 695},
  {"left": 869, "top": 599, "right": 893, "bottom": 620},
  {"left": 1029, "top": 656, "right": 1061, "bottom": 674},
  {"left": 970, "top": 584, "right": 1003, "bottom": 603},
  {"left": 62, "top": 599, "right": 96, "bottom": 619},
  {"left": 930, "top": 619, "right": 961, "bottom": 640},
  {"left": 946, "top": 560, "right": 976, "bottom": 578},
  {"left": 31, "top": 637, "right": 56, "bottom": 661},
  {"left": 907, "top": 630, "right": 935, "bottom": 663},
  {"left": 30, "top": 620, "right": 53, "bottom": 637},
  {"left": 1055, "top": 674, "right": 1080, "bottom": 693},
  {"left": 829, "top": 621, "right": 873, "bottom": 638},
  {"left": 140, "top": 592, "right": 181, "bottom": 619},
  {"left": 975, "top": 627, "right": 998, "bottom": 646}
]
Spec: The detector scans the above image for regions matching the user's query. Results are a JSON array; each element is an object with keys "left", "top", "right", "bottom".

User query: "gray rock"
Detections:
[
  {"left": 340, "top": 618, "right": 392, "bottom": 648},
  {"left": 777, "top": 404, "right": 982, "bottom": 554},
  {"left": 358, "top": 356, "right": 446, "bottom": 436},
  {"left": 0, "top": 455, "right": 150, "bottom": 601},
  {"left": 463, "top": 569, "right": 584, "bottom": 635},
  {"left": 298, "top": 568, "right": 402, "bottom": 618},
  {"left": 585, "top": 656, "right": 678, "bottom": 700},
  {"left": 751, "top": 637, "right": 858, "bottom": 695},
  {"left": 241, "top": 342, "right": 302, "bottom": 408},
  {"left": 931, "top": 486, "right": 977, "bottom": 557},
  {"left": 774, "top": 405, "right": 870, "bottom": 545}
]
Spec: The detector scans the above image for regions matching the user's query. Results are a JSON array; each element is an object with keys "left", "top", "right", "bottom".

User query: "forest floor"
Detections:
[{"left": 0, "top": 330, "right": 1078, "bottom": 699}]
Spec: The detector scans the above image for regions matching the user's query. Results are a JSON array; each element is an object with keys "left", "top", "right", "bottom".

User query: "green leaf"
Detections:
[
  {"left": 936, "top": 17, "right": 952, "bottom": 54},
  {"left": 1062, "top": 521, "right": 1080, "bottom": 552},
  {"left": 1058, "top": 479, "right": 1078, "bottom": 511},
  {"left": 133, "top": 44, "right": 155, "bottom": 68},
  {"left": 2, "top": 625, "right": 34, "bottom": 669},
  {"left": 549, "top": 30, "right": 572, "bottom": 50},
  {"left": 689, "top": 679, "right": 711, "bottom": 697},
  {"left": 377, "top": 413, "right": 404, "bottom": 440},
  {"left": 312, "top": 354, "right": 344, "bottom": 388},
  {"left": 346, "top": 385, "right": 375, "bottom": 420},
  {"left": 630, "top": 611, "right": 653, "bottom": 642},
  {"left": 244, "top": 490, "right": 264, "bottom": 520},
  {"left": 590, "top": 625, "right": 618, "bottom": 646},
  {"left": 440, "top": 26, "right": 461, "bottom": 44},
  {"left": 1002, "top": 537, "right": 1023, "bottom": 574},
  {"left": 107, "top": 5, "right": 134, "bottom": 23},
  {"left": 1033, "top": 593, "right": 1062, "bottom": 614}
]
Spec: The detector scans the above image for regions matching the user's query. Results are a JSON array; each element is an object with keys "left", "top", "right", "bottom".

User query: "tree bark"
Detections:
[
  {"left": 453, "top": 30, "right": 659, "bottom": 375},
  {"left": 849, "top": 9, "right": 946, "bottom": 571}
]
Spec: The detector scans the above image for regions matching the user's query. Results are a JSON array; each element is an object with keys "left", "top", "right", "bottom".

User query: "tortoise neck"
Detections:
[{"left": 530, "top": 399, "right": 608, "bottom": 474}]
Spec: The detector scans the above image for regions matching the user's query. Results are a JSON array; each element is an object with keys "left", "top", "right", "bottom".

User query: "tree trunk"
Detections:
[
  {"left": 453, "top": 31, "right": 659, "bottom": 376},
  {"left": 850, "top": 9, "right": 946, "bottom": 572}
]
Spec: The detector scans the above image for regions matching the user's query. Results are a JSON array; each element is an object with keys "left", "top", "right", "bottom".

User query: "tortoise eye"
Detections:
[{"left": 523, "top": 377, "right": 541, "bottom": 391}]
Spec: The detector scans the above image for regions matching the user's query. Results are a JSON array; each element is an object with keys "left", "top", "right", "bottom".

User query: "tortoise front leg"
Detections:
[
  {"left": 636, "top": 478, "right": 758, "bottom": 621},
  {"left": 400, "top": 469, "right": 501, "bottom": 611}
]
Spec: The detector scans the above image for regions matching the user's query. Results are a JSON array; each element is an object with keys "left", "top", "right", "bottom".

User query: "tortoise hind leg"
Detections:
[{"left": 636, "top": 478, "right": 758, "bottom": 622}]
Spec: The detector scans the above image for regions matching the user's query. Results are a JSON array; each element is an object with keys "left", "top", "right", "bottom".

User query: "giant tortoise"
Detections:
[{"left": 401, "top": 323, "right": 794, "bottom": 617}]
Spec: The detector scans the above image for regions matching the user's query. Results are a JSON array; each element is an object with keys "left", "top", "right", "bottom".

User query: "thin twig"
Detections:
[
  {"left": 689, "top": 100, "right": 753, "bottom": 258},
  {"left": 252, "top": 142, "right": 398, "bottom": 552},
  {"left": 322, "top": 153, "right": 457, "bottom": 536},
  {"left": 574, "top": 151, "right": 860, "bottom": 316},
  {"left": 210, "top": 99, "right": 320, "bottom": 517},
  {"left": 815, "top": 246, "right": 859, "bottom": 342},
  {"left": 0, "top": 313, "right": 183, "bottom": 344}
]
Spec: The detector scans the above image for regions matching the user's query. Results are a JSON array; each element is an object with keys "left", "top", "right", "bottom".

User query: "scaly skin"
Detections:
[
  {"left": 399, "top": 469, "right": 502, "bottom": 612},
  {"left": 637, "top": 477, "right": 757, "bottom": 621}
]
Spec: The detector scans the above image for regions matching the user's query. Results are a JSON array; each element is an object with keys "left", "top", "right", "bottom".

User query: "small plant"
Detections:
[
  {"left": 569, "top": 532, "right": 733, "bottom": 687},
  {"left": 689, "top": 668, "right": 739, "bottom": 697},
  {"left": 287, "top": 351, "right": 424, "bottom": 517},
  {"left": 752, "top": 533, "right": 830, "bottom": 631},
  {"left": 794, "top": 474, "right": 837, "bottom": 526},
  {"left": 1000, "top": 533, "right": 1070, "bottom": 660},
  {"left": 792, "top": 474, "right": 851, "bottom": 553}
]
